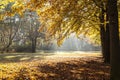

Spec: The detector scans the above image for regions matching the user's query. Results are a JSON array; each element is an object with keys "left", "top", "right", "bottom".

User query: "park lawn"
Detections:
[{"left": 0, "top": 51, "right": 110, "bottom": 80}]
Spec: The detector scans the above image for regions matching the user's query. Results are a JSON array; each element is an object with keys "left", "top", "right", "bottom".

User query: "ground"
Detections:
[{"left": 0, "top": 51, "right": 110, "bottom": 80}]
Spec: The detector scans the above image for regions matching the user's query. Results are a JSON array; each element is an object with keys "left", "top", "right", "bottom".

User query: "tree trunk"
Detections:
[
  {"left": 104, "top": 9, "right": 110, "bottom": 63},
  {"left": 31, "top": 38, "right": 37, "bottom": 53},
  {"left": 99, "top": 7, "right": 110, "bottom": 63},
  {"left": 107, "top": 0, "right": 120, "bottom": 79},
  {"left": 99, "top": 8, "right": 106, "bottom": 62},
  {"left": 104, "top": 22, "right": 110, "bottom": 63},
  {"left": 2, "top": 39, "right": 12, "bottom": 52}
]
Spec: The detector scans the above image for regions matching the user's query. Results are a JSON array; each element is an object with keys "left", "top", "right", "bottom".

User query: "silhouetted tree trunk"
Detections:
[
  {"left": 107, "top": 0, "right": 120, "bottom": 79},
  {"left": 104, "top": 7, "right": 110, "bottom": 63},
  {"left": 99, "top": 8, "right": 106, "bottom": 63},
  {"left": 31, "top": 38, "right": 37, "bottom": 53},
  {"left": 99, "top": 6, "right": 110, "bottom": 63}
]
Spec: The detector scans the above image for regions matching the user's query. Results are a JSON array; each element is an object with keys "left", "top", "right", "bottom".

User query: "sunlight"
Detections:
[
  {"left": 20, "top": 57, "right": 30, "bottom": 61},
  {"left": 0, "top": 0, "right": 119, "bottom": 79},
  {"left": 4, "top": 56, "right": 16, "bottom": 59}
]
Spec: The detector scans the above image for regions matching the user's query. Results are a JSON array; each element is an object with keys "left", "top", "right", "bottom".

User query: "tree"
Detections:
[
  {"left": 0, "top": 15, "right": 20, "bottom": 52},
  {"left": 26, "top": 0, "right": 111, "bottom": 63},
  {"left": 1, "top": 0, "right": 102, "bottom": 46},
  {"left": 14, "top": 10, "right": 46, "bottom": 53},
  {"left": 0, "top": 2, "right": 22, "bottom": 52},
  {"left": 107, "top": 0, "right": 120, "bottom": 79},
  {"left": 1, "top": 0, "right": 120, "bottom": 79},
  {"left": 93, "top": 0, "right": 110, "bottom": 63},
  {"left": 24, "top": 11, "right": 40, "bottom": 53},
  {"left": 10, "top": 0, "right": 111, "bottom": 57}
]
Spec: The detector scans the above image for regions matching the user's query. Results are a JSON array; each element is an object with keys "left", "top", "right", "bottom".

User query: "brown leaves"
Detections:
[{"left": 0, "top": 53, "right": 110, "bottom": 80}]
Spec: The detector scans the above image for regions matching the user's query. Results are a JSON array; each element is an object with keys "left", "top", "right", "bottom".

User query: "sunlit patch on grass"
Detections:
[
  {"left": 34, "top": 56, "right": 42, "bottom": 58},
  {"left": 4, "top": 56, "right": 16, "bottom": 59},
  {"left": 20, "top": 57, "right": 30, "bottom": 61}
]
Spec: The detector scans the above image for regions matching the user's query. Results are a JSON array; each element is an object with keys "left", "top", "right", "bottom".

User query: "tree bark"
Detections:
[
  {"left": 99, "top": 8, "right": 106, "bottom": 62},
  {"left": 99, "top": 7, "right": 110, "bottom": 63},
  {"left": 107, "top": 0, "right": 120, "bottom": 79},
  {"left": 31, "top": 38, "right": 37, "bottom": 53},
  {"left": 104, "top": 9, "right": 110, "bottom": 63}
]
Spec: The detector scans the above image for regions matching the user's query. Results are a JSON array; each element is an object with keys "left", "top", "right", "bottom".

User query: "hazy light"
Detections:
[
  {"left": 20, "top": 57, "right": 30, "bottom": 61},
  {"left": 15, "top": 18, "right": 19, "bottom": 22},
  {"left": 4, "top": 56, "right": 16, "bottom": 59}
]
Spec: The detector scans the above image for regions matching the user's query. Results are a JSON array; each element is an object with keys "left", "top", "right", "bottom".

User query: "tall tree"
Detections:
[
  {"left": 0, "top": 15, "right": 20, "bottom": 52},
  {"left": 93, "top": 0, "right": 110, "bottom": 63},
  {"left": 107, "top": 0, "right": 120, "bottom": 79}
]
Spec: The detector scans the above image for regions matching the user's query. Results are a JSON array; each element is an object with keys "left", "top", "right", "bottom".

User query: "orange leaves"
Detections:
[
  {"left": 5, "top": 11, "right": 14, "bottom": 17},
  {"left": 11, "top": 1, "right": 25, "bottom": 16},
  {"left": 33, "top": 0, "right": 83, "bottom": 45},
  {"left": 0, "top": 0, "right": 26, "bottom": 19},
  {"left": 57, "top": 36, "right": 65, "bottom": 46},
  {"left": 0, "top": 53, "right": 110, "bottom": 80},
  {"left": 28, "top": 0, "right": 47, "bottom": 9},
  {"left": 0, "top": 0, "right": 15, "bottom": 20}
]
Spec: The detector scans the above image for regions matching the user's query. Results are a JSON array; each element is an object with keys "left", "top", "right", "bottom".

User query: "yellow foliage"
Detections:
[
  {"left": 57, "top": 36, "right": 65, "bottom": 46},
  {"left": 0, "top": 0, "right": 102, "bottom": 45},
  {"left": 0, "top": 14, "right": 4, "bottom": 20}
]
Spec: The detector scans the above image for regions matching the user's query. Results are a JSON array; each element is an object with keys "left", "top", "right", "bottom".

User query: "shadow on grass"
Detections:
[{"left": 12, "top": 57, "right": 110, "bottom": 80}]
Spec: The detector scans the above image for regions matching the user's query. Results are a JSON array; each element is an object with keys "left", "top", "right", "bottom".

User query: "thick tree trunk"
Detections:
[
  {"left": 99, "top": 8, "right": 110, "bottom": 63},
  {"left": 99, "top": 9, "right": 106, "bottom": 62},
  {"left": 104, "top": 7, "right": 110, "bottom": 63},
  {"left": 104, "top": 21, "right": 110, "bottom": 63},
  {"left": 107, "top": 0, "right": 120, "bottom": 79}
]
